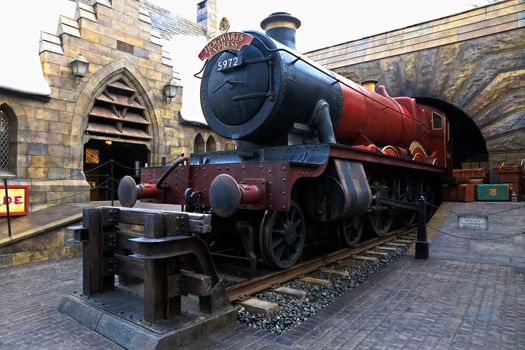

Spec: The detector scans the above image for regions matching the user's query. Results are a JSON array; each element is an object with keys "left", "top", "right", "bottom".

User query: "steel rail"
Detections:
[{"left": 225, "top": 226, "right": 416, "bottom": 302}]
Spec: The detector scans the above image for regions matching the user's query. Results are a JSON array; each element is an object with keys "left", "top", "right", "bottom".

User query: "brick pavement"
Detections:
[
  {"left": 0, "top": 257, "right": 121, "bottom": 349},
  {"left": 1, "top": 202, "right": 524, "bottom": 349},
  {"left": 2, "top": 254, "right": 523, "bottom": 349},
  {"left": 182, "top": 256, "right": 525, "bottom": 350}
]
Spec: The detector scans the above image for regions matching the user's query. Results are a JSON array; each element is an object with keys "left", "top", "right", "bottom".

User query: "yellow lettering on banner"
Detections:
[{"left": 199, "top": 32, "right": 252, "bottom": 60}]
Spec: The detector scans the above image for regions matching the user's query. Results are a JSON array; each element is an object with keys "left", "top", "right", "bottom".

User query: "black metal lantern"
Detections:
[
  {"left": 163, "top": 78, "right": 179, "bottom": 103},
  {"left": 70, "top": 53, "right": 90, "bottom": 84}
]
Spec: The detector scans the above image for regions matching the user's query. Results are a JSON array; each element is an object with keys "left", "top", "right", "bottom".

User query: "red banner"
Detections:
[{"left": 198, "top": 32, "right": 254, "bottom": 60}]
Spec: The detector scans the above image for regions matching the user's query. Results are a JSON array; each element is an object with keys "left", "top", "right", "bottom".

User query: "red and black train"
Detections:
[{"left": 118, "top": 13, "right": 451, "bottom": 269}]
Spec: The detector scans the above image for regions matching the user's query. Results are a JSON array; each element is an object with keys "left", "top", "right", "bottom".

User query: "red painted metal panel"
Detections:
[
  {"left": 329, "top": 145, "right": 445, "bottom": 173},
  {"left": 335, "top": 82, "right": 418, "bottom": 147},
  {"left": 141, "top": 161, "right": 328, "bottom": 212}
]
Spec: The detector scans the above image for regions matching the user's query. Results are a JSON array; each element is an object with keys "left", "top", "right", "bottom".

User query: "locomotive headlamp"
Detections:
[
  {"left": 163, "top": 78, "right": 180, "bottom": 103},
  {"left": 70, "top": 53, "right": 90, "bottom": 85}
]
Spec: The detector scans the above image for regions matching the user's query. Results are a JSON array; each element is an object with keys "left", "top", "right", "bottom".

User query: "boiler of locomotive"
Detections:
[{"left": 200, "top": 13, "right": 343, "bottom": 146}]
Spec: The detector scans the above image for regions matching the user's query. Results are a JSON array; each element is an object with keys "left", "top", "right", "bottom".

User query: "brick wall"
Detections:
[{"left": 0, "top": 0, "right": 226, "bottom": 212}]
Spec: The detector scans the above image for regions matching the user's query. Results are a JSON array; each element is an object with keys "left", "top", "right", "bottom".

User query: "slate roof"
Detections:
[{"left": 145, "top": 1, "right": 205, "bottom": 39}]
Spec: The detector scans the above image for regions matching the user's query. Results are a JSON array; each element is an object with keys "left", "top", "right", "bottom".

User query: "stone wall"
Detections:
[
  {"left": 0, "top": 0, "right": 226, "bottom": 212},
  {"left": 305, "top": 0, "right": 525, "bottom": 178},
  {"left": 0, "top": 223, "right": 81, "bottom": 268}
]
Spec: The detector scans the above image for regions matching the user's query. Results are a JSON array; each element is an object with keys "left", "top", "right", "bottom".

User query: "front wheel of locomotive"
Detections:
[
  {"left": 367, "top": 208, "right": 394, "bottom": 237},
  {"left": 402, "top": 211, "right": 417, "bottom": 226},
  {"left": 337, "top": 216, "right": 363, "bottom": 247},
  {"left": 259, "top": 201, "right": 306, "bottom": 269}
]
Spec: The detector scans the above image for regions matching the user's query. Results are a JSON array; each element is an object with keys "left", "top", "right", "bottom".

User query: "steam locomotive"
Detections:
[{"left": 118, "top": 13, "right": 450, "bottom": 269}]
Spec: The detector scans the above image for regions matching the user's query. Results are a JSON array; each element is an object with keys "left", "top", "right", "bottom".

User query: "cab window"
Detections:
[{"left": 431, "top": 112, "right": 443, "bottom": 130}]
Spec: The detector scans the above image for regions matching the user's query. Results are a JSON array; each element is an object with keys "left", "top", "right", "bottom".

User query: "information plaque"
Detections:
[{"left": 457, "top": 215, "right": 488, "bottom": 230}]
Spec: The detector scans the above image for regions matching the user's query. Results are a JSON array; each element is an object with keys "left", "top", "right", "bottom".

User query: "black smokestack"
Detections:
[{"left": 260, "top": 12, "right": 301, "bottom": 50}]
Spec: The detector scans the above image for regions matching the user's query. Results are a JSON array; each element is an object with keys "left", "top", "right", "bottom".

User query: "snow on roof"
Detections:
[
  {"left": 0, "top": 1, "right": 76, "bottom": 97},
  {"left": 0, "top": 0, "right": 208, "bottom": 125}
]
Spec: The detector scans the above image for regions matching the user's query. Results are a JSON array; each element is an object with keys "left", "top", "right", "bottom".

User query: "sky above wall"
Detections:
[
  {"left": 152, "top": 0, "right": 492, "bottom": 52},
  {"left": 0, "top": 0, "right": 493, "bottom": 117}
]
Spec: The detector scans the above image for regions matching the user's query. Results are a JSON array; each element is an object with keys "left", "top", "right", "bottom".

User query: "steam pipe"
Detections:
[
  {"left": 310, "top": 100, "right": 336, "bottom": 144},
  {"left": 156, "top": 155, "right": 190, "bottom": 189}
]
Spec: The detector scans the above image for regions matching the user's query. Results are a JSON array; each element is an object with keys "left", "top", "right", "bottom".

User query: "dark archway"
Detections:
[
  {"left": 416, "top": 97, "right": 488, "bottom": 168},
  {"left": 194, "top": 134, "right": 205, "bottom": 153},
  {"left": 0, "top": 104, "right": 18, "bottom": 176},
  {"left": 206, "top": 135, "right": 217, "bottom": 152},
  {"left": 84, "top": 139, "right": 148, "bottom": 201}
]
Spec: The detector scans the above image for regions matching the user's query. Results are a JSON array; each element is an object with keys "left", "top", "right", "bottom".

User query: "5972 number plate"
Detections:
[{"left": 217, "top": 56, "right": 242, "bottom": 71}]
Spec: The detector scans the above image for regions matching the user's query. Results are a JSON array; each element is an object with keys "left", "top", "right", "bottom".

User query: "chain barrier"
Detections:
[
  {"left": 110, "top": 159, "right": 137, "bottom": 171},
  {"left": 426, "top": 201, "right": 525, "bottom": 217},
  {"left": 84, "top": 159, "right": 113, "bottom": 174},
  {"left": 0, "top": 159, "right": 142, "bottom": 208},
  {"left": 420, "top": 198, "right": 525, "bottom": 241},
  {"left": 428, "top": 224, "right": 525, "bottom": 241}
]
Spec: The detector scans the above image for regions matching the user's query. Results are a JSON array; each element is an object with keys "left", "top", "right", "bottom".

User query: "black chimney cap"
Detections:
[{"left": 260, "top": 12, "right": 301, "bottom": 31}]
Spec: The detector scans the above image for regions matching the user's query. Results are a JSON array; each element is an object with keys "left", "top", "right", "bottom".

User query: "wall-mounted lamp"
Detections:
[
  {"left": 163, "top": 78, "right": 180, "bottom": 103},
  {"left": 105, "top": 140, "right": 112, "bottom": 145},
  {"left": 70, "top": 53, "right": 90, "bottom": 85}
]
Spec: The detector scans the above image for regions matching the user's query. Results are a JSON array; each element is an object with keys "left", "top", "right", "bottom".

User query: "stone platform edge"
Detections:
[{"left": 58, "top": 293, "right": 238, "bottom": 350}]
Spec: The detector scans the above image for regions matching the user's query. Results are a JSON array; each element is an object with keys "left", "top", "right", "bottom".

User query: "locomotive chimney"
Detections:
[{"left": 260, "top": 12, "right": 301, "bottom": 50}]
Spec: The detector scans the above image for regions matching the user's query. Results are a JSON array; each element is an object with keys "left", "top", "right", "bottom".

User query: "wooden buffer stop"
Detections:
[{"left": 58, "top": 207, "right": 236, "bottom": 350}]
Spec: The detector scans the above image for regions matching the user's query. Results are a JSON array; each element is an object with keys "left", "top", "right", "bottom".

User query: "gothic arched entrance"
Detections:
[{"left": 83, "top": 78, "right": 152, "bottom": 201}]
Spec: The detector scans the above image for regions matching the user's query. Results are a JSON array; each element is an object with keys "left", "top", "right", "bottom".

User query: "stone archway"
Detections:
[
  {"left": 72, "top": 58, "right": 163, "bottom": 171},
  {"left": 205, "top": 135, "right": 217, "bottom": 152},
  {"left": 71, "top": 59, "right": 163, "bottom": 200},
  {"left": 331, "top": 29, "right": 525, "bottom": 179},
  {"left": 82, "top": 76, "right": 152, "bottom": 201},
  {"left": 194, "top": 133, "right": 205, "bottom": 153}
]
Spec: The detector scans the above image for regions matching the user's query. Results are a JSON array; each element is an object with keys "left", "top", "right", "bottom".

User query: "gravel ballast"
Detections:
[{"left": 236, "top": 245, "right": 408, "bottom": 334}]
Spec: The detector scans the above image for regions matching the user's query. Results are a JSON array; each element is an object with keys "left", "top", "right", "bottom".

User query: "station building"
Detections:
[
  {"left": 1, "top": 0, "right": 523, "bottom": 215},
  {"left": 0, "top": 0, "right": 229, "bottom": 212},
  {"left": 1, "top": 0, "right": 524, "bottom": 268}
]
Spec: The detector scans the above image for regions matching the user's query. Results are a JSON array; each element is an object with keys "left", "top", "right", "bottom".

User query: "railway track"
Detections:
[{"left": 226, "top": 226, "right": 417, "bottom": 319}]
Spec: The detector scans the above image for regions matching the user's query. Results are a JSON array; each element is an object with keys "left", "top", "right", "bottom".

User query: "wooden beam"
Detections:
[
  {"left": 83, "top": 208, "right": 102, "bottom": 295},
  {"left": 181, "top": 270, "right": 213, "bottom": 296},
  {"left": 352, "top": 255, "right": 378, "bottom": 261},
  {"left": 320, "top": 268, "right": 349, "bottom": 278},
  {"left": 299, "top": 276, "right": 332, "bottom": 286},
  {"left": 143, "top": 213, "right": 168, "bottom": 323},
  {"left": 272, "top": 286, "right": 308, "bottom": 299},
  {"left": 239, "top": 298, "right": 279, "bottom": 315},
  {"left": 115, "top": 253, "right": 144, "bottom": 280}
]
